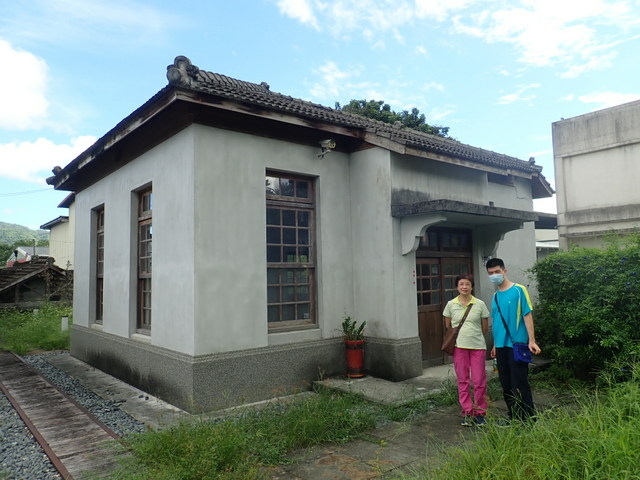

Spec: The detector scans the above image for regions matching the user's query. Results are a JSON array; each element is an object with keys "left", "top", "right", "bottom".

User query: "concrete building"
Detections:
[
  {"left": 553, "top": 100, "right": 640, "bottom": 249},
  {"left": 47, "top": 56, "right": 553, "bottom": 412},
  {"left": 40, "top": 193, "right": 75, "bottom": 270}
]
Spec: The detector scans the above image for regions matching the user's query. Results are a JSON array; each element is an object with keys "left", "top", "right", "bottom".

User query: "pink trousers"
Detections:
[{"left": 452, "top": 347, "right": 488, "bottom": 416}]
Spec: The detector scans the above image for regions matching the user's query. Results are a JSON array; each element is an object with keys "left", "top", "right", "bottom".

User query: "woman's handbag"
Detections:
[
  {"left": 494, "top": 293, "right": 533, "bottom": 363},
  {"left": 441, "top": 303, "right": 473, "bottom": 355}
]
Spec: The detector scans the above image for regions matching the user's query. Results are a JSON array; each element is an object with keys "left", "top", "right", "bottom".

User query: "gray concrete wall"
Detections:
[{"left": 553, "top": 100, "right": 640, "bottom": 248}]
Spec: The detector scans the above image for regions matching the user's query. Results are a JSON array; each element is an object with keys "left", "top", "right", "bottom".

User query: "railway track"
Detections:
[{"left": 0, "top": 350, "right": 123, "bottom": 479}]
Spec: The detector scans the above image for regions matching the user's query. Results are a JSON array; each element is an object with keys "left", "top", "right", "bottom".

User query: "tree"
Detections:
[{"left": 335, "top": 99, "right": 450, "bottom": 137}]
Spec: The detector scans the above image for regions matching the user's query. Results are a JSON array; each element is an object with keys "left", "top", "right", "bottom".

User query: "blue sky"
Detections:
[{"left": 1, "top": 0, "right": 639, "bottom": 230}]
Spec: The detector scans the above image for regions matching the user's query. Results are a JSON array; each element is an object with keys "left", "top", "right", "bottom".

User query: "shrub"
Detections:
[{"left": 531, "top": 235, "right": 640, "bottom": 379}]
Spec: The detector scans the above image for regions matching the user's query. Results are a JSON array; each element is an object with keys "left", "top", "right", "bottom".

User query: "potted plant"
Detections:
[{"left": 342, "top": 316, "right": 367, "bottom": 378}]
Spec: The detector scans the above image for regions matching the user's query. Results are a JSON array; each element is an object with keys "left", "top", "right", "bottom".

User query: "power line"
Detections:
[{"left": 0, "top": 188, "right": 54, "bottom": 198}]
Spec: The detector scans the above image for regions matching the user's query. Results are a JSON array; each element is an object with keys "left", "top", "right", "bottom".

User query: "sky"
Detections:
[{"left": 1, "top": 0, "right": 639, "bottom": 230}]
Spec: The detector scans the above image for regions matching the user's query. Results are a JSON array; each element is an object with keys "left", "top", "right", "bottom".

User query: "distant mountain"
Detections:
[{"left": 0, "top": 222, "right": 49, "bottom": 245}]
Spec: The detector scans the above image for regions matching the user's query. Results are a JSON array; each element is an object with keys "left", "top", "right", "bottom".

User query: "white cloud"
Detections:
[
  {"left": 276, "top": 0, "right": 320, "bottom": 29},
  {"left": 428, "top": 106, "right": 457, "bottom": 121},
  {"left": 0, "top": 0, "right": 180, "bottom": 48},
  {"left": 423, "top": 81, "right": 445, "bottom": 92},
  {"left": 0, "top": 40, "right": 49, "bottom": 130},
  {"left": 453, "top": 0, "right": 636, "bottom": 75},
  {"left": 497, "top": 83, "right": 540, "bottom": 104},
  {"left": 577, "top": 91, "right": 640, "bottom": 110},
  {"left": 0, "top": 136, "right": 96, "bottom": 184},
  {"left": 310, "top": 61, "right": 354, "bottom": 99}
]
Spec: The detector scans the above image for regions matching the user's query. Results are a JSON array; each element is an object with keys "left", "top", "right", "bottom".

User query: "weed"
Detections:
[{"left": 0, "top": 304, "right": 72, "bottom": 354}]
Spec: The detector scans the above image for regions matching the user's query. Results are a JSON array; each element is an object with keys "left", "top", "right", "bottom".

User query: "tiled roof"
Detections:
[
  {"left": 166, "top": 55, "right": 543, "bottom": 174},
  {"left": 0, "top": 258, "right": 65, "bottom": 294}
]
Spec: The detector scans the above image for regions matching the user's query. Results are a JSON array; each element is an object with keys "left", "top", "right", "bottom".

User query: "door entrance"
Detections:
[{"left": 416, "top": 227, "right": 472, "bottom": 366}]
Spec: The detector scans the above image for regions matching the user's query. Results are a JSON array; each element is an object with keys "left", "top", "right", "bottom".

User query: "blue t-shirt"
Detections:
[{"left": 491, "top": 283, "right": 533, "bottom": 348}]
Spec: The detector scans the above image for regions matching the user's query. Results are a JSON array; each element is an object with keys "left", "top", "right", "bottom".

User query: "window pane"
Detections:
[
  {"left": 267, "top": 268, "right": 279, "bottom": 284},
  {"left": 268, "top": 305, "right": 280, "bottom": 322},
  {"left": 298, "top": 229, "right": 309, "bottom": 245},
  {"left": 283, "top": 246, "right": 297, "bottom": 262},
  {"left": 267, "top": 286, "right": 280, "bottom": 303},
  {"left": 299, "top": 303, "right": 310, "bottom": 319},
  {"left": 282, "top": 304, "right": 295, "bottom": 321},
  {"left": 298, "top": 247, "right": 309, "bottom": 262},
  {"left": 282, "top": 210, "right": 295, "bottom": 226},
  {"left": 266, "top": 227, "right": 281, "bottom": 243},
  {"left": 296, "top": 286, "right": 309, "bottom": 301},
  {"left": 283, "top": 228, "right": 296, "bottom": 244},
  {"left": 266, "top": 208, "right": 280, "bottom": 225},
  {"left": 281, "top": 179, "right": 295, "bottom": 197},
  {"left": 266, "top": 177, "right": 279, "bottom": 195},
  {"left": 267, "top": 246, "right": 281, "bottom": 262},
  {"left": 283, "top": 286, "right": 295, "bottom": 302},
  {"left": 296, "top": 181, "right": 309, "bottom": 198},
  {"left": 298, "top": 211, "right": 309, "bottom": 227},
  {"left": 295, "top": 269, "right": 308, "bottom": 283}
]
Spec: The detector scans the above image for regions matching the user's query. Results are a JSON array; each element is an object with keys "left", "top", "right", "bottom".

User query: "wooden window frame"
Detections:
[
  {"left": 266, "top": 172, "right": 316, "bottom": 330},
  {"left": 95, "top": 206, "right": 105, "bottom": 324},
  {"left": 136, "top": 187, "right": 152, "bottom": 333}
]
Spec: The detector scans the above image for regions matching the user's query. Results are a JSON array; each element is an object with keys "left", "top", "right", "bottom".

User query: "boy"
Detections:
[{"left": 486, "top": 258, "right": 541, "bottom": 422}]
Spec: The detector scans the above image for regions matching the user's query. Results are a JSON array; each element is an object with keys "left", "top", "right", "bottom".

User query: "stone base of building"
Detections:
[{"left": 70, "top": 325, "right": 423, "bottom": 413}]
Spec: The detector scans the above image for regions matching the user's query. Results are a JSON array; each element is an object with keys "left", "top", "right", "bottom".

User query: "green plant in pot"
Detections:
[{"left": 342, "top": 316, "right": 366, "bottom": 378}]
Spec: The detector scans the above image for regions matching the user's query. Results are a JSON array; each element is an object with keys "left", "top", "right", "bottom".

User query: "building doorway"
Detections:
[{"left": 416, "top": 227, "right": 473, "bottom": 366}]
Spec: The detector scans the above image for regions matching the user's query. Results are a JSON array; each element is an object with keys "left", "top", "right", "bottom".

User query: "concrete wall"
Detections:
[
  {"left": 553, "top": 100, "right": 640, "bottom": 248},
  {"left": 48, "top": 205, "right": 74, "bottom": 269},
  {"left": 72, "top": 122, "right": 538, "bottom": 411},
  {"left": 73, "top": 128, "right": 197, "bottom": 353}
]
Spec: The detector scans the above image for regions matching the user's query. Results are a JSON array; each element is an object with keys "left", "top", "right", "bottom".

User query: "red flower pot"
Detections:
[{"left": 345, "top": 339, "right": 366, "bottom": 378}]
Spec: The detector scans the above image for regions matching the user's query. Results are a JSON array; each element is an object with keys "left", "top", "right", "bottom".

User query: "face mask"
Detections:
[{"left": 489, "top": 273, "right": 504, "bottom": 285}]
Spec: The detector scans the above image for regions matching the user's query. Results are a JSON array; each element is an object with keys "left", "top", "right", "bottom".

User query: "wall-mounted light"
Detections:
[{"left": 317, "top": 139, "right": 336, "bottom": 158}]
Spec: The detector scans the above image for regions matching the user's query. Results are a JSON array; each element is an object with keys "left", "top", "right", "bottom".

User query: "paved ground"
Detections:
[{"left": 45, "top": 354, "right": 559, "bottom": 479}]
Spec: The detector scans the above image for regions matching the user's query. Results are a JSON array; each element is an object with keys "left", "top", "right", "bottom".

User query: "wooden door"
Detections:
[
  {"left": 416, "top": 228, "right": 473, "bottom": 366},
  {"left": 417, "top": 259, "right": 444, "bottom": 366}
]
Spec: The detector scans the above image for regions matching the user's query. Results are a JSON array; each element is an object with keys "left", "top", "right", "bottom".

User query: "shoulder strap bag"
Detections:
[
  {"left": 493, "top": 292, "right": 532, "bottom": 363},
  {"left": 441, "top": 302, "right": 473, "bottom": 355}
]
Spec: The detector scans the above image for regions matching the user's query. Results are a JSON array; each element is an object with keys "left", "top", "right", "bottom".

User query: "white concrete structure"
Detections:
[
  {"left": 553, "top": 100, "right": 640, "bottom": 249},
  {"left": 40, "top": 193, "right": 75, "bottom": 270},
  {"left": 48, "top": 56, "right": 553, "bottom": 412}
]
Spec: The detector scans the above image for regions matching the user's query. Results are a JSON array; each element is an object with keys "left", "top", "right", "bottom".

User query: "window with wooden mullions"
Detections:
[
  {"left": 95, "top": 206, "right": 105, "bottom": 324},
  {"left": 137, "top": 187, "right": 152, "bottom": 332},
  {"left": 266, "top": 172, "right": 315, "bottom": 329}
]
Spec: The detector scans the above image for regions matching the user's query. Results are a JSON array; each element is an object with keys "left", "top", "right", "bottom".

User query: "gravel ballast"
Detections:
[{"left": 0, "top": 352, "right": 146, "bottom": 480}]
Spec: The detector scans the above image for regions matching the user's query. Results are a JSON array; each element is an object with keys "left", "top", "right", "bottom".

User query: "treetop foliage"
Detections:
[{"left": 335, "top": 99, "right": 450, "bottom": 137}]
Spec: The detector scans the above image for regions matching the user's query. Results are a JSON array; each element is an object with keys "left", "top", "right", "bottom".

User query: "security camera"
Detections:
[{"left": 319, "top": 139, "right": 336, "bottom": 150}]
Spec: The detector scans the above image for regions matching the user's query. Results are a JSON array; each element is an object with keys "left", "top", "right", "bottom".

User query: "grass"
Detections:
[
  {"left": 4, "top": 306, "right": 635, "bottom": 479},
  {"left": 394, "top": 365, "right": 640, "bottom": 480},
  {"left": 108, "top": 388, "right": 446, "bottom": 480},
  {"left": 0, "top": 303, "right": 72, "bottom": 354}
]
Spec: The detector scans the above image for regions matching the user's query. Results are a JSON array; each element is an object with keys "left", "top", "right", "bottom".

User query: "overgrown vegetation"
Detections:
[
  {"left": 109, "top": 387, "right": 451, "bottom": 480},
  {"left": 397, "top": 362, "right": 640, "bottom": 480},
  {"left": 531, "top": 234, "right": 640, "bottom": 380},
  {"left": 0, "top": 303, "right": 72, "bottom": 354}
]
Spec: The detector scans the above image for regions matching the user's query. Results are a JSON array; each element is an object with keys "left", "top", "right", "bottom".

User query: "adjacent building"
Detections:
[{"left": 552, "top": 99, "right": 640, "bottom": 249}]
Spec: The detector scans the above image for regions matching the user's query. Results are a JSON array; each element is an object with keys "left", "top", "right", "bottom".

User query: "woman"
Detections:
[{"left": 443, "top": 273, "right": 490, "bottom": 426}]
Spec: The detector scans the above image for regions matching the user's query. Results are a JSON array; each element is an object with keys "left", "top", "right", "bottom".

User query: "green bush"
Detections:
[
  {"left": 531, "top": 235, "right": 640, "bottom": 379},
  {"left": 0, "top": 303, "right": 72, "bottom": 354}
]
